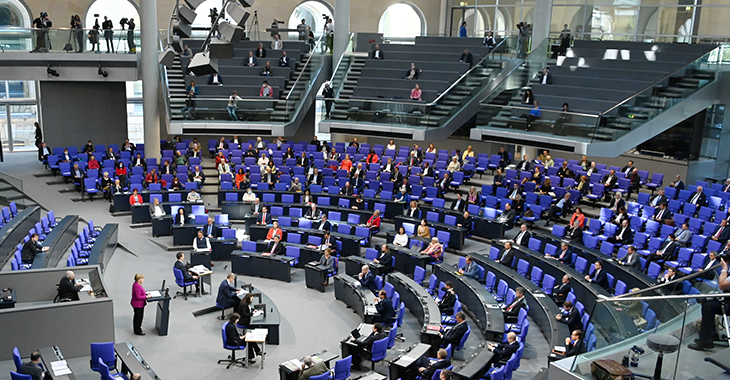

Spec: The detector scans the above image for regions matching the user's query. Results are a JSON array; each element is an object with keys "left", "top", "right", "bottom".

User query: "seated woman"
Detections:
[
  {"left": 421, "top": 237, "right": 443, "bottom": 262},
  {"left": 266, "top": 221, "right": 283, "bottom": 241},
  {"left": 145, "top": 168, "right": 159, "bottom": 185},
  {"left": 366, "top": 149, "right": 379, "bottom": 164},
  {"left": 575, "top": 175, "right": 590, "bottom": 195},
  {"left": 365, "top": 209, "right": 382, "bottom": 230},
  {"left": 170, "top": 177, "right": 182, "bottom": 190},
  {"left": 417, "top": 219, "right": 431, "bottom": 239},
  {"left": 318, "top": 248, "right": 335, "bottom": 283},
  {"left": 235, "top": 168, "right": 249, "bottom": 189},
  {"left": 174, "top": 207, "right": 188, "bottom": 225},
  {"left": 284, "top": 146, "right": 295, "bottom": 160},
  {"left": 467, "top": 186, "right": 479, "bottom": 205},
  {"left": 539, "top": 178, "right": 552, "bottom": 195},
  {"left": 410, "top": 84, "right": 422, "bottom": 101},
  {"left": 257, "top": 153, "right": 269, "bottom": 172},
  {"left": 570, "top": 207, "right": 585, "bottom": 228},
  {"left": 242, "top": 188, "right": 257, "bottom": 202},
  {"left": 340, "top": 154, "right": 353, "bottom": 172},
  {"left": 301, "top": 189, "right": 314, "bottom": 205},
  {"left": 393, "top": 227, "right": 409, "bottom": 247},
  {"left": 530, "top": 167, "right": 543, "bottom": 184},
  {"left": 225, "top": 312, "right": 261, "bottom": 361}
]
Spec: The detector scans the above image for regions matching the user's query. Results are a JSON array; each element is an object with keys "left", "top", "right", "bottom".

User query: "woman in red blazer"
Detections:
[{"left": 131, "top": 273, "right": 150, "bottom": 335}]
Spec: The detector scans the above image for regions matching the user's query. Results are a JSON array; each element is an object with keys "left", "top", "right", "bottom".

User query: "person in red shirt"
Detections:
[
  {"left": 366, "top": 149, "right": 379, "bottom": 164},
  {"left": 145, "top": 168, "right": 159, "bottom": 185},
  {"left": 129, "top": 188, "right": 143, "bottom": 206},
  {"left": 87, "top": 155, "right": 100, "bottom": 170},
  {"left": 366, "top": 209, "right": 381, "bottom": 230}
]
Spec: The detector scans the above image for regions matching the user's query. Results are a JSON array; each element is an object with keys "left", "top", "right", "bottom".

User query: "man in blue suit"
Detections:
[
  {"left": 374, "top": 290, "right": 395, "bottom": 325},
  {"left": 458, "top": 256, "right": 480, "bottom": 280},
  {"left": 357, "top": 265, "right": 378, "bottom": 293},
  {"left": 216, "top": 273, "right": 243, "bottom": 310}
]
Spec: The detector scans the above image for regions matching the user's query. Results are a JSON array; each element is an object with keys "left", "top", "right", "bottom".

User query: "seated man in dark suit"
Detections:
[
  {"left": 349, "top": 323, "right": 388, "bottom": 370},
  {"left": 498, "top": 242, "right": 515, "bottom": 266},
  {"left": 550, "top": 275, "right": 571, "bottom": 306},
  {"left": 216, "top": 273, "right": 243, "bottom": 310},
  {"left": 710, "top": 219, "right": 730, "bottom": 245},
  {"left": 565, "top": 330, "right": 584, "bottom": 357},
  {"left": 618, "top": 245, "right": 642, "bottom": 270},
  {"left": 584, "top": 261, "right": 610, "bottom": 289},
  {"left": 18, "top": 351, "right": 46, "bottom": 380},
  {"left": 657, "top": 266, "right": 683, "bottom": 294},
  {"left": 556, "top": 300, "right": 583, "bottom": 332},
  {"left": 502, "top": 287, "right": 526, "bottom": 323},
  {"left": 370, "top": 44, "right": 385, "bottom": 59},
  {"left": 606, "top": 220, "right": 632, "bottom": 245},
  {"left": 513, "top": 224, "right": 532, "bottom": 246},
  {"left": 262, "top": 234, "right": 284, "bottom": 256},
  {"left": 315, "top": 214, "right": 332, "bottom": 231},
  {"left": 687, "top": 186, "right": 707, "bottom": 207},
  {"left": 457, "top": 211, "right": 473, "bottom": 236},
  {"left": 440, "top": 311, "right": 468, "bottom": 348},
  {"left": 498, "top": 203, "right": 517, "bottom": 229},
  {"left": 57, "top": 270, "right": 83, "bottom": 301},
  {"left": 174, "top": 252, "right": 201, "bottom": 294},
  {"left": 651, "top": 202, "right": 672, "bottom": 223},
  {"left": 374, "top": 290, "right": 396, "bottom": 325},
  {"left": 459, "top": 49, "right": 473, "bottom": 66},
  {"left": 438, "top": 281, "right": 457, "bottom": 314},
  {"left": 564, "top": 220, "right": 583, "bottom": 244},
  {"left": 256, "top": 206, "right": 272, "bottom": 225},
  {"left": 21, "top": 233, "right": 48, "bottom": 264},
  {"left": 450, "top": 193, "right": 466, "bottom": 212},
  {"left": 357, "top": 265, "right": 379, "bottom": 294},
  {"left": 373, "top": 244, "right": 393, "bottom": 272},
  {"left": 645, "top": 235, "right": 679, "bottom": 271},
  {"left": 486, "top": 332, "right": 520, "bottom": 369},
  {"left": 412, "top": 348, "right": 451, "bottom": 380},
  {"left": 458, "top": 256, "right": 480, "bottom": 280}
]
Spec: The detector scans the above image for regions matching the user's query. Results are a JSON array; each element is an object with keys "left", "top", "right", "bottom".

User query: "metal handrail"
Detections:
[
  {"left": 480, "top": 103, "right": 601, "bottom": 119},
  {"left": 285, "top": 33, "right": 326, "bottom": 100},
  {"left": 427, "top": 37, "right": 514, "bottom": 106},
  {"left": 328, "top": 32, "right": 354, "bottom": 84},
  {"left": 598, "top": 45, "right": 721, "bottom": 118}
]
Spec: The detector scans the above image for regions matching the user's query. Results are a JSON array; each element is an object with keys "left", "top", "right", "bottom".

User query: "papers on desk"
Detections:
[
  {"left": 77, "top": 279, "right": 92, "bottom": 292},
  {"left": 51, "top": 360, "right": 72, "bottom": 376},
  {"left": 147, "top": 290, "right": 162, "bottom": 298},
  {"left": 252, "top": 309, "right": 264, "bottom": 318},
  {"left": 190, "top": 265, "right": 211, "bottom": 275},
  {"left": 365, "top": 305, "right": 377, "bottom": 315},
  {"left": 284, "top": 358, "right": 304, "bottom": 371},
  {"left": 245, "top": 328, "right": 268, "bottom": 342},
  {"left": 553, "top": 346, "right": 566, "bottom": 353}
]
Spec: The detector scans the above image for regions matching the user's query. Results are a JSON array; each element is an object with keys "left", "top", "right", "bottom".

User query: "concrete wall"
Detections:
[{"left": 39, "top": 81, "right": 128, "bottom": 149}]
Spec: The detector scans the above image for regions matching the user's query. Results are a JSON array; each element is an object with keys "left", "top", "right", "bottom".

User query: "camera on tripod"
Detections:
[
  {"left": 120, "top": 17, "right": 129, "bottom": 30},
  {"left": 209, "top": 8, "right": 218, "bottom": 18},
  {"left": 322, "top": 14, "right": 331, "bottom": 21}
]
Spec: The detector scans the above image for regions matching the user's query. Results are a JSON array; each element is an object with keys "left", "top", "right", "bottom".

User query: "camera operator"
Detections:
[
  {"left": 688, "top": 256, "right": 730, "bottom": 351},
  {"left": 32, "top": 12, "right": 51, "bottom": 52},
  {"left": 209, "top": 8, "right": 218, "bottom": 25},
  {"left": 323, "top": 15, "right": 334, "bottom": 53},
  {"left": 126, "top": 18, "right": 136, "bottom": 53},
  {"left": 102, "top": 16, "right": 114, "bottom": 53},
  {"left": 71, "top": 15, "right": 83, "bottom": 53}
]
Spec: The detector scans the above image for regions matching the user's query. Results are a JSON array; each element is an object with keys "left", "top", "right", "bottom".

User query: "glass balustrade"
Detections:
[{"left": 0, "top": 27, "right": 142, "bottom": 54}]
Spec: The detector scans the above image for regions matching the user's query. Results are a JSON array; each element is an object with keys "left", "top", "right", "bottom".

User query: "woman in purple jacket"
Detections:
[{"left": 131, "top": 273, "right": 150, "bottom": 335}]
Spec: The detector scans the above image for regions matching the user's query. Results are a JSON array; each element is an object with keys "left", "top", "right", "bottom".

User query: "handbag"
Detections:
[{"left": 591, "top": 359, "right": 634, "bottom": 380}]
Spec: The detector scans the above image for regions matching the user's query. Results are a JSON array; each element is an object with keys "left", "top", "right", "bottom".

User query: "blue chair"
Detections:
[
  {"left": 218, "top": 322, "right": 247, "bottom": 368},
  {"left": 90, "top": 342, "right": 117, "bottom": 373},
  {"left": 387, "top": 325, "right": 398, "bottom": 349},
  {"left": 173, "top": 267, "right": 198, "bottom": 300},
  {"left": 309, "top": 373, "right": 330, "bottom": 380},
  {"left": 98, "top": 357, "right": 128, "bottom": 379},
  {"left": 332, "top": 355, "right": 352, "bottom": 380},
  {"left": 368, "top": 337, "right": 388, "bottom": 370},
  {"left": 12, "top": 347, "right": 22, "bottom": 371},
  {"left": 10, "top": 372, "right": 33, "bottom": 380},
  {"left": 455, "top": 325, "right": 471, "bottom": 350},
  {"left": 413, "top": 266, "right": 426, "bottom": 285}
]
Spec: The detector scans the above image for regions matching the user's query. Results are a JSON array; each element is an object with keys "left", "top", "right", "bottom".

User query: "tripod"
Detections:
[
  {"left": 116, "top": 27, "right": 126, "bottom": 53},
  {"left": 250, "top": 11, "right": 259, "bottom": 41}
]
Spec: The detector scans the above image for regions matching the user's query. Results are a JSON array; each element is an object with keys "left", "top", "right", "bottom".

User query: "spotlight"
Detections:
[
  {"left": 97, "top": 65, "right": 108, "bottom": 78},
  {"left": 46, "top": 64, "right": 59, "bottom": 77}
]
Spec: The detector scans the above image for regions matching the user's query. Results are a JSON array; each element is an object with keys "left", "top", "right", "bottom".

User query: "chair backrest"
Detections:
[
  {"left": 173, "top": 267, "right": 186, "bottom": 286},
  {"left": 456, "top": 325, "right": 471, "bottom": 350},
  {"left": 370, "top": 337, "right": 388, "bottom": 362},
  {"left": 90, "top": 342, "right": 116, "bottom": 372},
  {"left": 333, "top": 355, "right": 352, "bottom": 380},
  {"left": 10, "top": 372, "right": 33, "bottom": 380},
  {"left": 12, "top": 347, "right": 22, "bottom": 371},
  {"left": 542, "top": 274, "right": 555, "bottom": 294},
  {"left": 97, "top": 357, "right": 116, "bottom": 380},
  {"left": 387, "top": 326, "right": 397, "bottom": 348}
]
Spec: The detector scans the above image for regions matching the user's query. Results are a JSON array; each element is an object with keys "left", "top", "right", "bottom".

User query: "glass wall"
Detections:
[
  {"left": 378, "top": 3, "right": 426, "bottom": 39},
  {"left": 449, "top": 0, "right": 730, "bottom": 43}
]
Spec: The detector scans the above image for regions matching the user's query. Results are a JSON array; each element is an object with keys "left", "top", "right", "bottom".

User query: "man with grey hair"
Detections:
[
  {"left": 299, "top": 355, "right": 327, "bottom": 380},
  {"left": 58, "top": 270, "right": 83, "bottom": 301},
  {"left": 487, "top": 332, "right": 519, "bottom": 369}
]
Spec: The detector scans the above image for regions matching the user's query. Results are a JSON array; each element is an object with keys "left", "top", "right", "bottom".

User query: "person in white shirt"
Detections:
[
  {"left": 227, "top": 91, "right": 243, "bottom": 121},
  {"left": 193, "top": 230, "right": 211, "bottom": 251},
  {"left": 393, "top": 227, "right": 409, "bottom": 247},
  {"left": 386, "top": 140, "right": 397, "bottom": 151},
  {"left": 271, "top": 34, "right": 283, "bottom": 50},
  {"left": 149, "top": 198, "right": 165, "bottom": 218},
  {"left": 257, "top": 154, "right": 269, "bottom": 172},
  {"left": 242, "top": 188, "right": 257, "bottom": 202},
  {"left": 187, "top": 190, "right": 202, "bottom": 203}
]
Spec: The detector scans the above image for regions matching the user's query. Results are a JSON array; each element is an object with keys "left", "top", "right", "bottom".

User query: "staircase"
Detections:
[
  {"left": 270, "top": 52, "right": 314, "bottom": 122},
  {"left": 168, "top": 56, "right": 187, "bottom": 120},
  {"left": 329, "top": 56, "right": 365, "bottom": 120}
]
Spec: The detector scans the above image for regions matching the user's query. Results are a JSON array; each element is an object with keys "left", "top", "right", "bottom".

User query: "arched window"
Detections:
[
  {"left": 0, "top": 0, "right": 29, "bottom": 27},
  {"left": 378, "top": 3, "right": 426, "bottom": 39},
  {"left": 288, "top": 0, "right": 333, "bottom": 39}
]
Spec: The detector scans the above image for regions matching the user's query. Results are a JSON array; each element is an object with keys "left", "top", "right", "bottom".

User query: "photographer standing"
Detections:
[
  {"left": 324, "top": 16, "right": 334, "bottom": 54},
  {"left": 102, "top": 16, "right": 114, "bottom": 53},
  {"left": 32, "top": 12, "right": 51, "bottom": 52},
  {"left": 127, "top": 18, "right": 136, "bottom": 53},
  {"left": 71, "top": 15, "right": 83, "bottom": 53},
  {"left": 688, "top": 257, "right": 730, "bottom": 351},
  {"left": 88, "top": 24, "right": 100, "bottom": 53}
]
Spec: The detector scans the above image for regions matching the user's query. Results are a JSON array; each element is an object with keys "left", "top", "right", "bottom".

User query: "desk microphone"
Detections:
[{"left": 223, "top": 265, "right": 228, "bottom": 270}]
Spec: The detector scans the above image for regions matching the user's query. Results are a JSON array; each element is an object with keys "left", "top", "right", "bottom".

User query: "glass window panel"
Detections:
[
  {"left": 8, "top": 104, "right": 37, "bottom": 151},
  {"left": 7, "top": 81, "right": 33, "bottom": 98},
  {"left": 378, "top": 3, "right": 424, "bottom": 38},
  {"left": 127, "top": 101, "right": 143, "bottom": 144},
  {"left": 551, "top": 6, "right": 585, "bottom": 34},
  {"left": 0, "top": 105, "right": 7, "bottom": 151}
]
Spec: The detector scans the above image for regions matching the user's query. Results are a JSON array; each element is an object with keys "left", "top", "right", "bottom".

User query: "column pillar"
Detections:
[
  {"left": 531, "top": 0, "right": 553, "bottom": 48},
  {"left": 141, "top": 0, "right": 161, "bottom": 160},
  {"left": 333, "top": 0, "right": 350, "bottom": 62}
]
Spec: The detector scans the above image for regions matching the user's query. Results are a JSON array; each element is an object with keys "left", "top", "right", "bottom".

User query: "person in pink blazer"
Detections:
[{"left": 131, "top": 273, "right": 150, "bottom": 335}]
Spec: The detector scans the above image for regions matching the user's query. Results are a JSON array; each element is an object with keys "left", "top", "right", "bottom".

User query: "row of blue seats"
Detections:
[{"left": 10, "top": 210, "right": 59, "bottom": 270}]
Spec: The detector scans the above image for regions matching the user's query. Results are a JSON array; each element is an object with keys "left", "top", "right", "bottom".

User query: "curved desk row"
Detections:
[
  {"left": 231, "top": 250, "right": 295, "bottom": 282},
  {"left": 113, "top": 189, "right": 194, "bottom": 212},
  {"left": 467, "top": 252, "right": 570, "bottom": 350},
  {"left": 387, "top": 272, "right": 442, "bottom": 350},
  {"left": 490, "top": 240, "right": 638, "bottom": 343},
  {"left": 394, "top": 215, "right": 467, "bottom": 250},
  {"left": 224, "top": 201, "right": 376, "bottom": 225},
  {"left": 218, "top": 189, "right": 406, "bottom": 219},
  {"left": 333, "top": 274, "right": 379, "bottom": 323},
  {"left": 532, "top": 231, "right": 685, "bottom": 319},
  {"left": 241, "top": 287, "right": 282, "bottom": 344},
  {"left": 131, "top": 201, "right": 203, "bottom": 224},
  {"left": 407, "top": 204, "right": 509, "bottom": 240},
  {"left": 87, "top": 224, "right": 119, "bottom": 273},
  {"left": 0, "top": 206, "right": 40, "bottom": 269},
  {"left": 433, "top": 263, "right": 504, "bottom": 342},
  {"left": 32, "top": 215, "right": 79, "bottom": 269},
  {"left": 249, "top": 224, "right": 365, "bottom": 256}
]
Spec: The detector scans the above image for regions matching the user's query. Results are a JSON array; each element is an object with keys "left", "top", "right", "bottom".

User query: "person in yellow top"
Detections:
[{"left": 462, "top": 146, "right": 475, "bottom": 161}]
